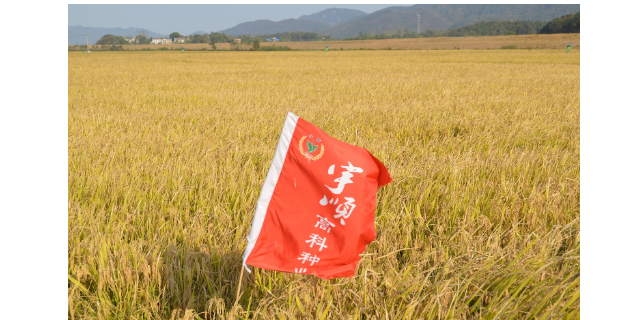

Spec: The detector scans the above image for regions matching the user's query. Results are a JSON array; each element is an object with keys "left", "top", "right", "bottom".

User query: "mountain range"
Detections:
[
  {"left": 69, "top": 4, "right": 580, "bottom": 45},
  {"left": 292, "top": 8, "right": 366, "bottom": 26},
  {"left": 223, "top": 4, "right": 580, "bottom": 39},
  {"left": 320, "top": 4, "right": 580, "bottom": 39},
  {"left": 218, "top": 19, "right": 330, "bottom": 36}
]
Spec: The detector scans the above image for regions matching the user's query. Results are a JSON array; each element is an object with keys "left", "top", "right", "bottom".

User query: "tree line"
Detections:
[
  {"left": 343, "top": 20, "right": 546, "bottom": 41},
  {"left": 68, "top": 45, "right": 126, "bottom": 51},
  {"left": 539, "top": 12, "right": 579, "bottom": 34},
  {"left": 205, "top": 31, "right": 332, "bottom": 44},
  {"left": 344, "top": 15, "right": 579, "bottom": 41},
  {"left": 94, "top": 31, "right": 331, "bottom": 45}
]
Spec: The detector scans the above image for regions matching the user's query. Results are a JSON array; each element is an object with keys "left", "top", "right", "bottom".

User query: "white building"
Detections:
[
  {"left": 173, "top": 37, "right": 186, "bottom": 44},
  {"left": 151, "top": 38, "right": 172, "bottom": 44}
]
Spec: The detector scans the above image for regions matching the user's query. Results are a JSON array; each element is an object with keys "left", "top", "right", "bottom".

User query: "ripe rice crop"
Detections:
[{"left": 68, "top": 49, "right": 580, "bottom": 319}]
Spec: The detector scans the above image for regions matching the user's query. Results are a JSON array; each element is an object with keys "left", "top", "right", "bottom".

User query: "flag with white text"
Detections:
[{"left": 242, "top": 112, "right": 392, "bottom": 279}]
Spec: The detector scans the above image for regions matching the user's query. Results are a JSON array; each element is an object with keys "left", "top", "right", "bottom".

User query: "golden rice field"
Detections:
[{"left": 68, "top": 49, "right": 580, "bottom": 319}]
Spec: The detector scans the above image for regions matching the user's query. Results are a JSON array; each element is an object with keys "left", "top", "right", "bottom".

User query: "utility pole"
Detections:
[
  {"left": 417, "top": 14, "right": 421, "bottom": 34},
  {"left": 86, "top": 34, "right": 89, "bottom": 53}
]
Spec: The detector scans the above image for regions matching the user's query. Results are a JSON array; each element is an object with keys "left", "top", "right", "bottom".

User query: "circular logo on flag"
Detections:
[{"left": 299, "top": 135, "right": 324, "bottom": 161}]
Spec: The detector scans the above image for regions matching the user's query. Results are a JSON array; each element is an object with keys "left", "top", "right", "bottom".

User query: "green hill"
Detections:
[
  {"left": 322, "top": 4, "right": 580, "bottom": 38},
  {"left": 95, "top": 34, "right": 128, "bottom": 45},
  {"left": 344, "top": 19, "right": 548, "bottom": 41},
  {"left": 442, "top": 20, "right": 547, "bottom": 37},
  {"left": 539, "top": 12, "right": 580, "bottom": 34},
  {"left": 215, "top": 4, "right": 580, "bottom": 39}
]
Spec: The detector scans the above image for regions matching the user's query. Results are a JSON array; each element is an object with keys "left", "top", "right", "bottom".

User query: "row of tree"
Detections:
[
  {"left": 344, "top": 15, "right": 579, "bottom": 41},
  {"left": 203, "top": 31, "right": 331, "bottom": 44},
  {"left": 95, "top": 31, "right": 332, "bottom": 45},
  {"left": 68, "top": 45, "right": 125, "bottom": 51},
  {"left": 213, "top": 40, "right": 291, "bottom": 51},
  {"left": 159, "top": 31, "right": 331, "bottom": 47},
  {"left": 441, "top": 20, "right": 547, "bottom": 37},
  {"left": 95, "top": 32, "right": 150, "bottom": 45},
  {"left": 231, "top": 31, "right": 331, "bottom": 43}
]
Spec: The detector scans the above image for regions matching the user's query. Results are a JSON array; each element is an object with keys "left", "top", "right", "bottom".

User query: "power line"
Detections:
[{"left": 68, "top": 34, "right": 91, "bottom": 53}]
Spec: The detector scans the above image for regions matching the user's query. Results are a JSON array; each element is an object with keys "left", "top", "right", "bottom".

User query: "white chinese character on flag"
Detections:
[
  {"left": 305, "top": 233, "right": 328, "bottom": 251},
  {"left": 314, "top": 215, "right": 336, "bottom": 233},
  {"left": 334, "top": 197, "right": 356, "bottom": 225},
  {"left": 325, "top": 162, "right": 363, "bottom": 195},
  {"left": 319, "top": 195, "right": 342, "bottom": 206},
  {"left": 298, "top": 252, "right": 321, "bottom": 266}
]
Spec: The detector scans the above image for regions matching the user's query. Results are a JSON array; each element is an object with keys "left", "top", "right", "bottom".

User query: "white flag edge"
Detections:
[{"left": 242, "top": 112, "right": 299, "bottom": 272}]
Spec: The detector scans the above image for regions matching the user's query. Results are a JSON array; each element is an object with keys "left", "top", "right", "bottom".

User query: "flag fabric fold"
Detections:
[{"left": 242, "top": 112, "right": 392, "bottom": 279}]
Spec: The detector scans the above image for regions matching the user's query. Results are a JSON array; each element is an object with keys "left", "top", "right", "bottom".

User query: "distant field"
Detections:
[
  {"left": 104, "top": 33, "right": 580, "bottom": 51},
  {"left": 274, "top": 34, "right": 579, "bottom": 50},
  {"left": 69, "top": 49, "right": 580, "bottom": 319}
]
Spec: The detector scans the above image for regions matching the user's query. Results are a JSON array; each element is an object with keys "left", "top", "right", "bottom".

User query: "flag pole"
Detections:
[{"left": 231, "top": 265, "right": 245, "bottom": 317}]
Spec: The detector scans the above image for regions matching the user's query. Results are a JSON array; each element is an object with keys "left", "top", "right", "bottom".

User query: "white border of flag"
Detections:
[{"left": 242, "top": 112, "right": 299, "bottom": 272}]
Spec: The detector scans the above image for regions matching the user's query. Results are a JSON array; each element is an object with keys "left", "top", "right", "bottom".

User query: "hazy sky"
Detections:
[{"left": 68, "top": 4, "right": 407, "bottom": 35}]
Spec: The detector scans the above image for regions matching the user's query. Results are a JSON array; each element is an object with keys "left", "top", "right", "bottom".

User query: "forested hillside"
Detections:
[
  {"left": 216, "top": 4, "right": 580, "bottom": 38},
  {"left": 345, "top": 20, "right": 549, "bottom": 41},
  {"left": 539, "top": 12, "right": 580, "bottom": 34},
  {"left": 322, "top": 4, "right": 580, "bottom": 38},
  {"left": 442, "top": 20, "right": 547, "bottom": 37},
  {"left": 298, "top": 8, "right": 366, "bottom": 26}
]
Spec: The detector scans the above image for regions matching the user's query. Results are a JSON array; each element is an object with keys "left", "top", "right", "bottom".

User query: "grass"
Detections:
[{"left": 68, "top": 49, "right": 580, "bottom": 319}]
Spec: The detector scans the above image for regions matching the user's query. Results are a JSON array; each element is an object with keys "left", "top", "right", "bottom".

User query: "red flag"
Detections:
[{"left": 242, "top": 112, "right": 392, "bottom": 279}]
